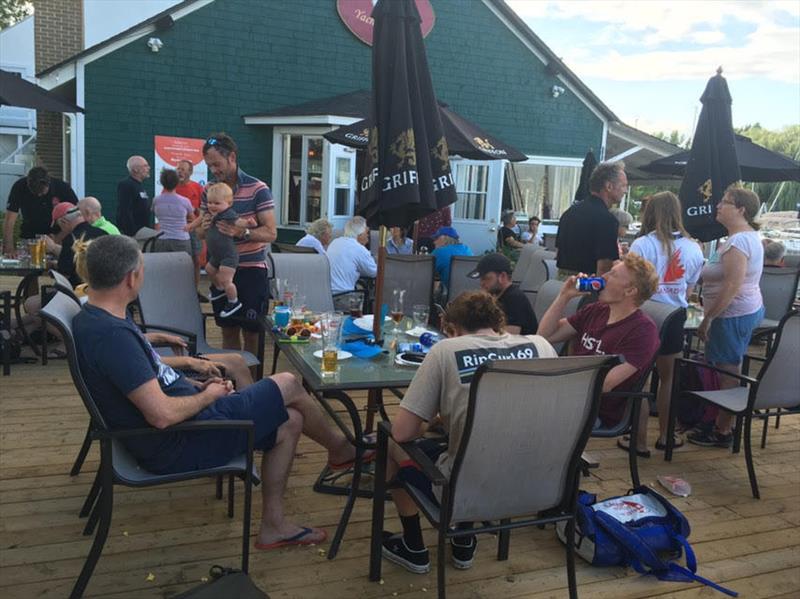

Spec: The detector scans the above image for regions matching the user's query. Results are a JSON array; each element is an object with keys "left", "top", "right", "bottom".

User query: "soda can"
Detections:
[{"left": 576, "top": 276, "right": 605, "bottom": 292}]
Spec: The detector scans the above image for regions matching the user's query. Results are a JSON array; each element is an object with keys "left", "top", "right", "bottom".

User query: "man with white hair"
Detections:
[
  {"left": 296, "top": 218, "right": 333, "bottom": 255},
  {"left": 326, "top": 216, "right": 377, "bottom": 294},
  {"left": 116, "top": 155, "right": 152, "bottom": 236},
  {"left": 78, "top": 196, "right": 121, "bottom": 235}
]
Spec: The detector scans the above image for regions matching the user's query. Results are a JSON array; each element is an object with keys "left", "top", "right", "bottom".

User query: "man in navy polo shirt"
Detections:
[
  {"left": 73, "top": 235, "right": 362, "bottom": 549},
  {"left": 199, "top": 133, "right": 277, "bottom": 356}
]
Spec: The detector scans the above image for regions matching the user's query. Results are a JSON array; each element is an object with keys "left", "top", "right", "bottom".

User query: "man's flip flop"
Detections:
[
  {"left": 617, "top": 436, "right": 651, "bottom": 459},
  {"left": 254, "top": 527, "right": 327, "bottom": 550},
  {"left": 328, "top": 448, "right": 377, "bottom": 471}
]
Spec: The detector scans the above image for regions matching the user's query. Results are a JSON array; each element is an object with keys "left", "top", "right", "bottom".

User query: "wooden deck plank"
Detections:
[{"left": 1, "top": 326, "right": 799, "bottom": 598}]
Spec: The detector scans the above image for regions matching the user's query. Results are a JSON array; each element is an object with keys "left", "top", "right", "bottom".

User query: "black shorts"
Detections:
[
  {"left": 659, "top": 307, "right": 688, "bottom": 355},
  {"left": 212, "top": 266, "right": 269, "bottom": 331},
  {"left": 396, "top": 436, "right": 448, "bottom": 505}
]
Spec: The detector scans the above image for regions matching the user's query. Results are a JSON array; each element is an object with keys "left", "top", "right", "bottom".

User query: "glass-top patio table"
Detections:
[{"left": 265, "top": 315, "right": 422, "bottom": 559}]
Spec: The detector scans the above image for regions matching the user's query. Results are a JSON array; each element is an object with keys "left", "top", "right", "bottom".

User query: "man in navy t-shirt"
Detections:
[
  {"left": 537, "top": 253, "right": 660, "bottom": 430},
  {"left": 72, "top": 235, "right": 362, "bottom": 550}
]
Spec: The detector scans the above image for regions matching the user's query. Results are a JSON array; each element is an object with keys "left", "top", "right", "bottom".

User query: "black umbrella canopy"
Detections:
[
  {"left": 678, "top": 70, "right": 741, "bottom": 242},
  {"left": 642, "top": 134, "right": 800, "bottom": 183},
  {"left": 323, "top": 102, "right": 527, "bottom": 162},
  {"left": 0, "top": 69, "right": 84, "bottom": 113},
  {"left": 358, "top": 0, "right": 457, "bottom": 229},
  {"left": 573, "top": 150, "right": 597, "bottom": 203}
]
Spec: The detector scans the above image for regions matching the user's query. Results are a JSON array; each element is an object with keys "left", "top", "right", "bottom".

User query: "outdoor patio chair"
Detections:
[
  {"left": 133, "top": 227, "right": 163, "bottom": 253},
  {"left": 444, "top": 255, "right": 481, "bottom": 304},
  {"left": 520, "top": 250, "right": 556, "bottom": 295},
  {"left": 664, "top": 310, "right": 800, "bottom": 499},
  {"left": 273, "top": 241, "right": 317, "bottom": 254},
  {"left": 383, "top": 254, "right": 435, "bottom": 317},
  {"left": 544, "top": 259, "right": 558, "bottom": 281},
  {"left": 511, "top": 243, "right": 538, "bottom": 284},
  {"left": 754, "top": 267, "right": 800, "bottom": 344},
  {"left": 138, "top": 252, "right": 262, "bottom": 376},
  {"left": 369, "top": 355, "right": 620, "bottom": 599},
  {"left": 590, "top": 300, "right": 683, "bottom": 487},
  {"left": 41, "top": 292, "right": 259, "bottom": 599},
  {"left": 267, "top": 252, "right": 365, "bottom": 372},
  {"left": 543, "top": 232, "right": 558, "bottom": 251}
]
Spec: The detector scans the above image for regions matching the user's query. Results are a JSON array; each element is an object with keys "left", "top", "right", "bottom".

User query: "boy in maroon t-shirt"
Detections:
[{"left": 538, "top": 253, "right": 660, "bottom": 428}]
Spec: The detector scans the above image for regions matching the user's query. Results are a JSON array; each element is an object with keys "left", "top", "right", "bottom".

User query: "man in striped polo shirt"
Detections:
[{"left": 199, "top": 133, "right": 277, "bottom": 356}]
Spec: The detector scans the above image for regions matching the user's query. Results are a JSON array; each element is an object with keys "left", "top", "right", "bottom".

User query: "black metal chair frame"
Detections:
[
  {"left": 663, "top": 310, "right": 798, "bottom": 499},
  {"left": 273, "top": 241, "right": 317, "bottom": 253},
  {"left": 41, "top": 294, "right": 257, "bottom": 598},
  {"left": 369, "top": 357, "right": 618, "bottom": 599}
]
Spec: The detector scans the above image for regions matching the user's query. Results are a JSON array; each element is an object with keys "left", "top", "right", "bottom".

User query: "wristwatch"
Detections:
[{"left": 242, "top": 227, "right": 251, "bottom": 241}]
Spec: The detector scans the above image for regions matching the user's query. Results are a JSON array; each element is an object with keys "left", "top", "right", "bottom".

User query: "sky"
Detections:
[{"left": 506, "top": 0, "right": 800, "bottom": 139}]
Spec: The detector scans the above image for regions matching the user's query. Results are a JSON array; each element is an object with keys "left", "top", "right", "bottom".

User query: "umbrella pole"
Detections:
[
  {"left": 372, "top": 226, "right": 388, "bottom": 344},
  {"left": 412, "top": 221, "right": 419, "bottom": 252}
]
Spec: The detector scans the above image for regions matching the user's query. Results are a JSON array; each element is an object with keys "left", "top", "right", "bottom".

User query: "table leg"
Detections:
[{"left": 14, "top": 273, "right": 42, "bottom": 357}]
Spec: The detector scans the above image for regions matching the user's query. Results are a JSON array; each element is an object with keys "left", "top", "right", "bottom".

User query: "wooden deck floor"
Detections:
[{"left": 1, "top": 306, "right": 799, "bottom": 598}]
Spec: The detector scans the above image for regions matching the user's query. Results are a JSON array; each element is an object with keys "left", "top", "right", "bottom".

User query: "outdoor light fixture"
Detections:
[
  {"left": 551, "top": 85, "right": 565, "bottom": 98},
  {"left": 147, "top": 37, "right": 164, "bottom": 52}
]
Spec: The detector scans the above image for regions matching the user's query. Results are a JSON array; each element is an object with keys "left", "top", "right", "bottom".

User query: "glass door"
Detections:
[{"left": 281, "top": 133, "right": 325, "bottom": 226}]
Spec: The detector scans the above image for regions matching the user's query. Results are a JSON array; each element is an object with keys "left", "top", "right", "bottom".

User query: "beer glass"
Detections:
[
  {"left": 412, "top": 304, "right": 429, "bottom": 329},
  {"left": 320, "top": 312, "right": 343, "bottom": 376},
  {"left": 390, "top": 289, "right": 405, "bottom": 336}
]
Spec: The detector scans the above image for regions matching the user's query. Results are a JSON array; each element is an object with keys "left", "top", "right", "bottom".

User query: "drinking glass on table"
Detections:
[
  {"left": 412, "top": 303, "right": 429, "bottom": 329},
  {"left": 320, "top": 311, "right": 343, "bottom": 376},
  {"left": 390, "top": 289, "right": 405, "bottom": 337}
]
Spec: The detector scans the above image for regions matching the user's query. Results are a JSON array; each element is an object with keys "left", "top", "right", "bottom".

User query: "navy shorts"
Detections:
[
  {"left": 212, "top": 266, "right": 269, "bottom": 331},
  {"left": 396, "top": 437, "right": 448, "bottom": 505},
  {"left": 155, "top": 378, "right": 288, "bottom": 474},
  {"left": 705, "top": 307, "right": 765, "bottom": 365}
]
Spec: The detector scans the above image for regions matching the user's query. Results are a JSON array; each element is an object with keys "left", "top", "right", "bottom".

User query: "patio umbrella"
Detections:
[
  {"left": 642, "top": 134, "right": 800, "bottom": 183},
  {"left": 573, "top": 149, "right": 597, "bottom": 203},
  {"left": 323, "top": 102, "right": 528, "bottom": 162},
  {"left": 0, "top": 69, "right": 84, "bottom": 113},
  {"left": 361, "top": 0, "right": 457, "bottom": 340},
  {"left": 678, "top": 69, "right": 741, "bottom": 242}
]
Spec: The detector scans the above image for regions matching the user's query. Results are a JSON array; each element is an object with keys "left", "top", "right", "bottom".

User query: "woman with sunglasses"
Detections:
[{"left": 689, "top": 186, "right": 764, "bottom": 448}]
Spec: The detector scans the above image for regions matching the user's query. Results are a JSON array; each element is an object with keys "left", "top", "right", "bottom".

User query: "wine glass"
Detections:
[{"left": 390, "top": 289, "right": 405, "bottom": 337}]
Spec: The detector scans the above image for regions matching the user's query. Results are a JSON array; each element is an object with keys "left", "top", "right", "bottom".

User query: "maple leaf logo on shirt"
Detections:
[{"left": 663, "top": 248, "right": 685, "bottom": 283}]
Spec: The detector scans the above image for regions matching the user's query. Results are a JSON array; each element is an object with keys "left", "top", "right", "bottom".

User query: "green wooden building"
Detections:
[{"left": 38, "top": 0, "right": 675, "bottom": 253}]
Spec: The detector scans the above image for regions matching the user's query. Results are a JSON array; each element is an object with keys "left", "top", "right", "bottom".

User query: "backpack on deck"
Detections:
[{"left": 556, "top": 486, "right": 737, "bottom": 596}]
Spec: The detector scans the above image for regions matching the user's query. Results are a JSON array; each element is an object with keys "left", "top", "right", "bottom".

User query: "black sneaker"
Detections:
[
  {"left": 450, "top": 535, "right": 477, "bottom": 569},
  {"left": 220, "top": 300, "right": 242, "bottom": 318},
  {"left": 382, "top": 532, "right": 430, "bottom": 574},
  {"left": 197, "top": 291, "right": 210, "bottom": 304},
  {"left": 208, "top": 286, "right": 226, "bottom": 301},
  {"left": 687, "top": 429, "right": 733, "bottom": 448}
]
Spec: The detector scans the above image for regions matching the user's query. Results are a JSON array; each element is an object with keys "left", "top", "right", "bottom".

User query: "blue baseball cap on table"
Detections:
[{"left": 431, "top": 226, "right": 459, "bottom": 240}]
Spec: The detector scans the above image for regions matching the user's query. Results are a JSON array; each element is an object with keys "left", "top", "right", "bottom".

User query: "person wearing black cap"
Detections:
[
  {"left": 3, "top": 166, "right": 78, "bottom": 256},
  {"left": 468, "top": 253, "right": 537, "bottom": 334}
]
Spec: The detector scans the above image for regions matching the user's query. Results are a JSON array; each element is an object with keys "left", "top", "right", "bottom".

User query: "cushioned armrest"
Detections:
[
  {"left": 675, "top": 357, "right": 758, "bottom": 386},
  {"left": 94, "top": 419, "right": 255, "bottom": 440}
]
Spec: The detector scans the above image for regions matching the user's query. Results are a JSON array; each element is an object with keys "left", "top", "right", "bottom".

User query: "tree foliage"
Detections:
[
  {"left": 0, "top": 0, "right": 32, "bottom": 30},
  {"left": 651, "top": 130, "right": 690, "bottom": 149},
  {"left": 735, "top": 124, "right": 800, "bottom": 212}
]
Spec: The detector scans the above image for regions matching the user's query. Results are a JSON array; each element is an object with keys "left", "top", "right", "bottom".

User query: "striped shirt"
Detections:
[{"left": 202, "top": 169, "right": 273, "bottom": 269}]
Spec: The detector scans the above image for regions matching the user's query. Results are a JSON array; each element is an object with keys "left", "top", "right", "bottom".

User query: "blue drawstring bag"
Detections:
[{"left": 556, "top": 486, "right": 737, "bottom": 596}]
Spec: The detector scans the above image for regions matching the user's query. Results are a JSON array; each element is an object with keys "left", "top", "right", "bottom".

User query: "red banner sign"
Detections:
[{"left": 336, "top": 0, "right": 435, "bottom": 46}]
